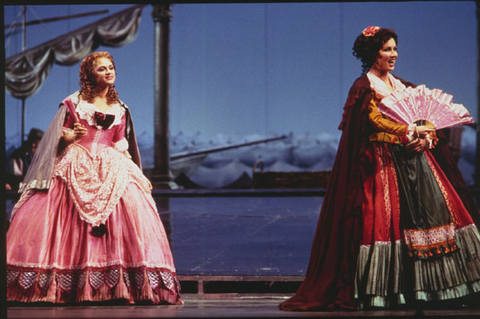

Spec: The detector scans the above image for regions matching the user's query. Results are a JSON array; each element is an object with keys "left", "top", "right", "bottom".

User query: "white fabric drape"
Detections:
[{"left": 5, "top": 5, "right": 144, "bottom": 99}]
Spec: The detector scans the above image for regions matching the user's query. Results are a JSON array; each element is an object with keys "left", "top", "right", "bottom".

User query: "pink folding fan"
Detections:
[{"left": 378, "top": 85, "right": 474, "bottom": 129}]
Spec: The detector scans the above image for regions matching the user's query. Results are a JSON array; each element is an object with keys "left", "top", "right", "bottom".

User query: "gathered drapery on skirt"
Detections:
[{"left": 7, "top": 177, "right": 182, "bottom": 304}]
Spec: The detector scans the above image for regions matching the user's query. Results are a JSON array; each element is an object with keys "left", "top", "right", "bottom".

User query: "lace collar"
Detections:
[
  {"left": 367, "top": 71, "right": 406, "bottom": 99},
  {"left": 76, "top": 99, "right": 125, "bottom": 130}
]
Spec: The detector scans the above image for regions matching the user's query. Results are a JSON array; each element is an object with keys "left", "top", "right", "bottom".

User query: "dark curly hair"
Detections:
[
  {"left": 79, "top": 51, "right": 119, "bottom": 105},
  {"left": 352, "top": 28, "right": 398, "bottom": 74}
]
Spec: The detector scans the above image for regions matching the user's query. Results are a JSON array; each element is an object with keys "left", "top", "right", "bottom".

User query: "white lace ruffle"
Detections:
[
  {"left": 114, "top": 138, "right": 129, "bottom": 153},
  {"left": 76, "top": 100, "right": 125, "bottom": 130},
  {"left": 53, "top": 144, "right": 151, "bottom": 227},
  {"left": 114, "top": 138, "right": 132, "bottom": 159},
  {"left": 367, "top": 71, "right": 407, "bottom": 99}
]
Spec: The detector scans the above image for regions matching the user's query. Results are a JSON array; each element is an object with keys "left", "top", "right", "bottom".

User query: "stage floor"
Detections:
[
  {"left": 158, "top": 195, "right": 323, "bottom": 277},
  {"left": 8, "top": 294, "right": 480, "bottom": 319}
]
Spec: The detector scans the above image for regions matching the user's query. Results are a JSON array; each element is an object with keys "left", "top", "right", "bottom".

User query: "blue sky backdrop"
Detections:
[{"left": 4, "top": 2, "right": 478, "bottom": 149}]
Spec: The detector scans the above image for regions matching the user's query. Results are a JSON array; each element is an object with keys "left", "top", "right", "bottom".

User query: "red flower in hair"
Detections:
[{"left": 362, "top": 26, "right": 381, "bottom": 37}]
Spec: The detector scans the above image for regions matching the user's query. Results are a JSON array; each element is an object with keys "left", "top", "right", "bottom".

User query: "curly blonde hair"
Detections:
[{"left": 79, "top": 51, "right": 119, "bottom": 104}]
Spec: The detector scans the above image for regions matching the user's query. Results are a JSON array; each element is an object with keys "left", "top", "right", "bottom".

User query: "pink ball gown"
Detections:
[{"left": 7, "top": 96, "right": 182, "bottom": 305}]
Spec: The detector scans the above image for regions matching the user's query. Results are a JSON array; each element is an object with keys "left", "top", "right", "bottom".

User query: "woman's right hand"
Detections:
[
  {"left": 63, "top": 123, "right": 87, "bottom": 144},
  {"left": 406, "top": 137, "right": 428, "bottom": 152},
  {"left": 73, "top": 123, "right": 88, "bottom": 141}
]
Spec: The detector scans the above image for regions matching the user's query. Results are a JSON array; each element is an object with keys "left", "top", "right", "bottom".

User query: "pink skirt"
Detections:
[{"left": 7, "top": 177, "right": 182, "bottom": 305}]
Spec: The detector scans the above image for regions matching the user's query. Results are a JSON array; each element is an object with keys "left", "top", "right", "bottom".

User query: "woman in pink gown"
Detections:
[{"left": 7, "top": 51, "right": 182, "bottom": 305}]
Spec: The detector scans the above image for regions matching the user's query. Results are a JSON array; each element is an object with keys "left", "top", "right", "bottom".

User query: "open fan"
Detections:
[{"left": 378, "top": 85, "right": 474, "bottom": 130}]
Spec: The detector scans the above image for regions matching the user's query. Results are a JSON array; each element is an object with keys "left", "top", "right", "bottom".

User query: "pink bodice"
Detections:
[
  {"left": 75, "top": 119, "right": 123, "bottom": 155},
  {"left": 52, "top": 102, "right": 151, "bottom": 226}
]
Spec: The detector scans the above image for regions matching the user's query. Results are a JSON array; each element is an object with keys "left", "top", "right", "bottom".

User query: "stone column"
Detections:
[{"left": 151, "top": 3, "right": 177, "bottom": 189}]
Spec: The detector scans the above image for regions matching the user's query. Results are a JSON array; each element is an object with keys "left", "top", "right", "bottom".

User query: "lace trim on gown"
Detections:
[
  {"left": 367, "top": 71, "right": 406, "bottom": 99},
  {"left": 7, "top": 266, "right": 182, "bottom": 304},
  {"left": 53, "top": 145, "right": 151, "bottom": 227}
]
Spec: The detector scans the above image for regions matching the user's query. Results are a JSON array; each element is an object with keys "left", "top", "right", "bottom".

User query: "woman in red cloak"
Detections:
[{"left": 280, "top": 27, "right": 480, "bottom": 311}]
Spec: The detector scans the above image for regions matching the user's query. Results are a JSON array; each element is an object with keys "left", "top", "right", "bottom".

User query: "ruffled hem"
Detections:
[
  {"left": 416, "top": 280, "right": 480, "bottom": 302},
  {"left": 7, "top": 266, "right": 182, "bottom": 305},
  {"left": 357, "top": 294, "right": 407, "bottom": 310},
  {"left": 355, "top": 225, "right": 480, "bottom": 309},
  {"left": 355, "top": 240, "right": 405, "bottom": 309},
  {"left": 413, "top": 225, "right": 480, "bottom": 295}
]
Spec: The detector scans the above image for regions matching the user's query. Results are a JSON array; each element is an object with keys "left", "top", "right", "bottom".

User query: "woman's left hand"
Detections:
[{"left": 406, "top": 137, "right": 428, "bottom": 152}]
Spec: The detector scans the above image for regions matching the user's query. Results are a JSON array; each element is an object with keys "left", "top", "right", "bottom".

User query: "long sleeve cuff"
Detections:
[{"left": 406, "top": 124, "right": 417, "bottom": 142}]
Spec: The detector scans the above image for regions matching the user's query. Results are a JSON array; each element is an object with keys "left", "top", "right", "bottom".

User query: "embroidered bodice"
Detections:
[{"left": 63, "top": 100, "right": 128, "bottom": 155}]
